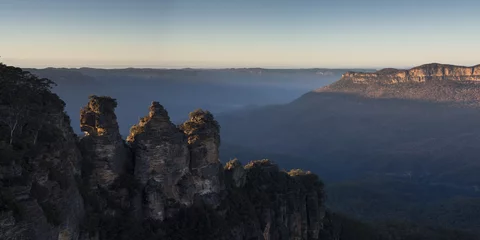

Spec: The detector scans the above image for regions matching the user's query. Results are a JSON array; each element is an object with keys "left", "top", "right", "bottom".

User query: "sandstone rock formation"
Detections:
[
  {"left": 79, "top": 96, "right": 131, "bottom": 189},
  {"left": 340, "top": 63, "right": 480, "bottom": 84},
  {"left": 79, "top": 101, "right": 326, "bottom": 240},
  {"left": 224, "top": 159, "right": 246, "bottom": 188},
  {"left": 234, "top": 160, "right": 325, "bottom": 240},
  {"left": 127, "top": 102, "right": 193, "bottom": 221},
  {"left": 318, "top": 63, "right": 480, "bottom": 105},
  {"left": 78, "top": 95, "right": 132, "bottom": 239},
  {"left": 180, "top": 109, "right": 224, "bottom": 206},
  {"left": 159, "top": 159, "right": 326, "bottom": 240},
  {"left": 0, "top": 64, "right": 328, "bottom": 240}
]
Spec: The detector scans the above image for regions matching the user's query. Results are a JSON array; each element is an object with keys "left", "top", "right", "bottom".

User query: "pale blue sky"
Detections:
[{"left": 0, "top": 0, "right": 479, "bottom": 68}]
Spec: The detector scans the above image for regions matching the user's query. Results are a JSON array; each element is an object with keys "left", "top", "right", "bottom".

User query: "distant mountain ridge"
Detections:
[
  {"left": 3, "top": 63, "right": 478, "bottom": 239},
  {"left": 317, "top": 63, "right": 480, "bottom": 105},
  {"left": 25, "top": 67, "right": 374, "bottom": 134},
  {"left": 218, "top": 63, "right": 480, "bottom": 234},
  {"left": 27, "top": 67, "right": 375, "bottom": 80},
  {"left": 338, "top": 63, "right": 480, "bottom": 84}
]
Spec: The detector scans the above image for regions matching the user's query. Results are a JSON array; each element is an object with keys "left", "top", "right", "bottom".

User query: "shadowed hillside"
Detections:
[
  {"left": 218, "top": 63, "right": 480, "bottom": 234},
  {"left": 2, "top": 63, "right": 477, "bottom": 239}
]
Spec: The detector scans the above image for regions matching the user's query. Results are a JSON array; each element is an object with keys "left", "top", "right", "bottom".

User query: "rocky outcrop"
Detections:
[
  {"left": 127, "top": 103, "right": 225, "bottom": 222},
  {"left": 180, "top": 109, "right": 224, "bottom": 206},
  {"left": 319, "top": 63, "right": 480, "bottom": 105},
  {"left": 79, "top": 95, "right": 131, "bottom": 189},
  {"left": 217, "top": 160, "right": 326, "bottom": 240},
  {"left": 127, "top": 102, "right": 192, "bottom": 221},
  {"left": 224, "top": 159, "right": 246, "bottom": 188},
  {"left": 0, "top": 64, "right": 84, "bottom": 240},
  {"left": 78, "top": 96, "right": 132, "bottom": 239},
  {"left": 0, "top": 112, "right": 85, "bottom": 240},
  {"left": 151, "top": 159, "right": 326, "bottom": 240},
  {"left": 0, "top": 64, "right": 329, "bottom": 240},
  {"left": 125, "top": 105, "right": 323, "bottom": 240}
]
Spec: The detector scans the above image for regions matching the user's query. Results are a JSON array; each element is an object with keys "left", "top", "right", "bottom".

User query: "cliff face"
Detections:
[
  {"left": 340, "top": 63, "right": 480, "bottom": 84},
  {"left": 127, "top": 102, "right": 193, "bottom": 221},
  {"left": 77, "top": 96, "right": 136, "bottom": 240},
  {"left": 79, "top": 96, "right": 131, "bottom": 188},
  {"left": 180, "top": 109, "right": 224, "bottom": 206},
  {"left": 81, "top": 102, "right": 326, "bottom": 240},
  {"left": 224, "top": 161, "right": 325, "bottom": 240},
  {"left": 0, "top": 64, "right": 328, "bottom": 240},
  {"left": 318, "top": 63, "right": 480, "bottom": 104},
  {"left": 156, "top": 159, "right": 326, "bottom": 240},
  {"left": 0, "top": 64, "right": 84, "bottom": 240},
  {"left": 92, "top": 101, "right": 328, "bottom": 239}
]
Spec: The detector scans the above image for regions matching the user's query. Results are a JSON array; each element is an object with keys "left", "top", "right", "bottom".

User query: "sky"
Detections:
[{"left": 0, "top": 0, "right": 479, "bottom": 68}]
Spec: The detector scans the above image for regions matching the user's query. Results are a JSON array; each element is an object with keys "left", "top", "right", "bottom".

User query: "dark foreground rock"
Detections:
[{"left": 0, "top": 64, "right": 326, "bottom": 240}]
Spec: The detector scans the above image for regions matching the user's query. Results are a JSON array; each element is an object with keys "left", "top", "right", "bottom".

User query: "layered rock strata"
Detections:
[
  {"left": 318, "top": 63, "right": 480, "bottom": 105},
  {"left": 340, "top": 63, "right": 480, "bottom": 84},
  {"left": 78, "top": 96, "right": 132, "bottom": 239},
  {"left": 127, "top": 102, "right": 193, "bottom": 221},
  {"left": 180, "top": 109, "right": 224, "bottom": 206},
  {"left": 79, "top": 96, "right": 131, "bottom": 189}
]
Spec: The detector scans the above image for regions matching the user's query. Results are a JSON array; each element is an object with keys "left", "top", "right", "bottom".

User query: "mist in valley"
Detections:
[
  {"left": 29, "top": 68, "right": 358, "bottom": 135},
  {"left": 27, "top": 66, "right": 480, "bottom": 235}
]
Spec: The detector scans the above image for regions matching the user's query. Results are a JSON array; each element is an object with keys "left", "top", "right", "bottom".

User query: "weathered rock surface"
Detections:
[
  {"left": 0, "top": 64, "right": 329, "bottom": 240},
  {"left": 0, "top": 64, "right": 84, "bottom": 240},
  {"left": 340, "top": 63, "right": 480, "bottom": 84},
  {"left": 78, "top": 96, "right": 132, "bottom": 240},
  {"left": 216, "top": 160, "right": 326, "bottom": 240},
  {"left": 319, "top": 63, "right": 480, "bottom": 105},
  {"left": 79, "top": 96, "right": 131, "bottom": 189},
  {"left": 225, "top": 159, "right": 246, "bottom": 188},
  {"left": 180, "top": 109, "right": 225, "bottom": 206},
  {"left": 152, "top": 159, "right": 326, "bottom": 240},
  {"left": 127, "top": 102, "right": 192, "bottom": 221}
]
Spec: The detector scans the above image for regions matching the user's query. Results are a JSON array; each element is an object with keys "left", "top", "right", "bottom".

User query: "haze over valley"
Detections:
[
  {"left": 4, "top": 59, "right": 480, "bottom": 239},
  {"left": 219, "top": 63, "right": 480, "bottom": 234},
  {"left": 2, "top": 0, "right": 480, "bottom": 239},
  {"left": 27, "top": 68, "right": 373, "bottom": 134}
]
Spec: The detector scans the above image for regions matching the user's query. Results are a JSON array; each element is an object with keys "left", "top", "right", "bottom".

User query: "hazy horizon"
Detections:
[
  {"left": 16, "top": 63, "right": 383, "bottom": 70},
  {"left": 2, "top": 0, "right": 480, "bottom": 68},
  {"left": 5, "top": 60, "right": 478, "bottom": 71}
]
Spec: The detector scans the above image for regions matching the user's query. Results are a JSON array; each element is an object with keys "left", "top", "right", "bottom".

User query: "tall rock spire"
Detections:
[
  {"left": 80, "top": 95, "right": 121, "bottom": 139},
  {"left": 78, "top": 95, "right": 132, "bottom": 231},
  {"left": 79, "top": 95, "right": 131, "bottom": 188},
  {"left": 180, "top": 109, "right": 224, "bottom": 205},
  {"left": 128, "top": 102, "right": 192, "bottom": 221}
]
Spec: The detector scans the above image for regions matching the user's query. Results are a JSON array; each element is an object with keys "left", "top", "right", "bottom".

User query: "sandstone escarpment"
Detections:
[
  {"left": 319, "top": 63, "right": 480, "bottom": 105},
  {"left": 340, "top": 63, "right": 480, "bottom": 84}
]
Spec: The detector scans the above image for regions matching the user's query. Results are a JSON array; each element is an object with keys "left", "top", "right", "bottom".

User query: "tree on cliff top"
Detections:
[{"left": 0, "top": 63, "right": 58, "bottom": 146}]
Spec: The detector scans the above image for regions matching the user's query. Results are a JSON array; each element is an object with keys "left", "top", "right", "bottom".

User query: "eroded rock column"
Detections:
[
  {"left": 180, "top": 109, "right": 224, "bottom": 206},
  {"left": 127, "top": 102, "right": 193, "bottom": 221},
  {"left": 79, "top": 95, "right": 132, "bottom": 223}
]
